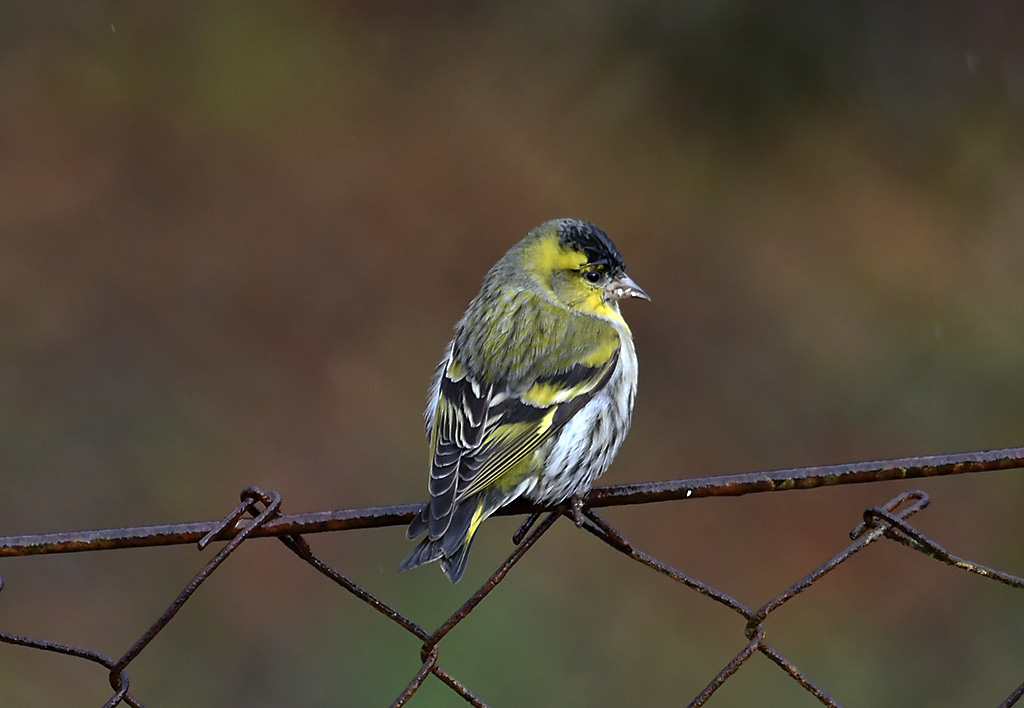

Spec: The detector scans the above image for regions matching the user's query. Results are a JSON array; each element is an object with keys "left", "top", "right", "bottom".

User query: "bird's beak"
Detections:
[{"left": 606, "top": 273, "right": 650, "bottom": 302}]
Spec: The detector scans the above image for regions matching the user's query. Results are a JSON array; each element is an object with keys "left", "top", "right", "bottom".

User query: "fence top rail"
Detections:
[{"left": 2, "top": 446, "right": 1022, "bottom": 558}]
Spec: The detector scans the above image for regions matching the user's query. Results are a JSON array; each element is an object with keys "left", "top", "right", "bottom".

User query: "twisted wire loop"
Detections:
[{"left": 1, "top": 448, "right": 1023, "bottom": 706}]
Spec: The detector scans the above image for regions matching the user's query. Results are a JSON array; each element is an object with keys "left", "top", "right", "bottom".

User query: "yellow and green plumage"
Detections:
[{"left": 399, "top": 219, "right": 648, "bottom": 582}]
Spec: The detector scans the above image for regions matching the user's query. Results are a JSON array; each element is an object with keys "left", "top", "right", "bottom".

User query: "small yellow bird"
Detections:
[{"left": 399, "top": 219, "right": 648, "bottom": 582}]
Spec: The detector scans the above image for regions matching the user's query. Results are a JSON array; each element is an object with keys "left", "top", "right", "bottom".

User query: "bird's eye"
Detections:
[{"left": 583, "top": 269, "right": 602, "bottom": 284}]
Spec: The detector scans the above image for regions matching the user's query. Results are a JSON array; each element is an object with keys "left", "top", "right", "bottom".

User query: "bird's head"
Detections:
[{"left": 521, "top": 219, "right": 649, "bottom": 322}]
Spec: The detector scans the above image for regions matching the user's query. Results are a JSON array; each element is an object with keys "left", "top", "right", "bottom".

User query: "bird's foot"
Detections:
[{"left": 569, "top": 494, "right": 586, "bottom": 527}]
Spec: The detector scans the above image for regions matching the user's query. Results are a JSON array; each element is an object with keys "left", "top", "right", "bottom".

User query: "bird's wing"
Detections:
[{"left": 425, "top": 348, "right": 619, "bottom": 538}]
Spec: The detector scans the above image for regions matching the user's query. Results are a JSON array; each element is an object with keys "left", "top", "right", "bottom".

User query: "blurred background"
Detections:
[{"left": 2, "top": 1, "right": 1023, "bottom": 705}]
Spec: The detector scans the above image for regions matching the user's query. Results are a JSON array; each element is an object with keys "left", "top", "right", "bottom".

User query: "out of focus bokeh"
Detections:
[{"left": 2, "top": 2, "right": 1023, "bottom": 706}]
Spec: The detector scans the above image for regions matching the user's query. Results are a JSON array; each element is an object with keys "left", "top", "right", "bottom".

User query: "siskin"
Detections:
[{"left": 399, "top": 218, "right": 649, "bottom": 583}]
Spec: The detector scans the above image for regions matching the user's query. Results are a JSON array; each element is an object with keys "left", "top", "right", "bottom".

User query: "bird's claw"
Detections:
[{"left": 569, "top": 494, "right": 586, "bottom": 527}]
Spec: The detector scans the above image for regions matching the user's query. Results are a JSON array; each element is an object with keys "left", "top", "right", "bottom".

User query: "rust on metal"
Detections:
[
  {"left": 3, "top": 446, "right": 1022, "bottom": 558},
  {"left": 2, "top": 447, "right": 1023, "bottom": 706}
]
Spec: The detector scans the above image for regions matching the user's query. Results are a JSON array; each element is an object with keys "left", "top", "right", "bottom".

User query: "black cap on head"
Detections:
[{"left": 557, "top": 219, "right": 625, "bottom": 273}]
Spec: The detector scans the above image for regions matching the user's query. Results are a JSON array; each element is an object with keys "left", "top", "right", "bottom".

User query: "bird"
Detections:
[{"left": 399, "top": 218, "right": 649, "bottom": 583}]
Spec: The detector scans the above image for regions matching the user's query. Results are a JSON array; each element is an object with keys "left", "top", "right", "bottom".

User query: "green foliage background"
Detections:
[{"left": 2, "top": 2, "right": 1023, "bottom": 706}]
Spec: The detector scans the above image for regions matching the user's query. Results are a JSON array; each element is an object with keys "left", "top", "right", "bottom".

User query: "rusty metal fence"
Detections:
[{"left": 2, "top": 447, "right": 1024, "bottom": 707}]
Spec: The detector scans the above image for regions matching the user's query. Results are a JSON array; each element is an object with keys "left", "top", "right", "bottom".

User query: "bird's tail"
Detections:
[{"left": 398, "top": 490, "right": 503, "bottom": 583}]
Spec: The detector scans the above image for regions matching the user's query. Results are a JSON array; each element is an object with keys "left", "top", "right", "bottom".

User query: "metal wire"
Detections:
[{"left": 1, "top": 446, "right": 1023, "bottom": 707}]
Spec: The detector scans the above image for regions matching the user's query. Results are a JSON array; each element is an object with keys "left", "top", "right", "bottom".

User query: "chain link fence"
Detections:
[{"left": 2, "top": 447, "right": 1023, "bottom": 707}]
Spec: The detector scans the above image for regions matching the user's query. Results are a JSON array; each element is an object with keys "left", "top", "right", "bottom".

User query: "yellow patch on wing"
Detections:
[
  {"left": 521, "top": 380, "right": 582, "bottom": 406},
  {"left": 446, "top": 357, "right": 465, "bottom": 380},
  {"left": 466, "top": 500, "right": 487, "bottom": 540},
  {"left": 456, "top": 409, "right": 557, "bottom": 500},
  {"left": 520, "top": 355, "right": 614, "bottom": 406}
]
